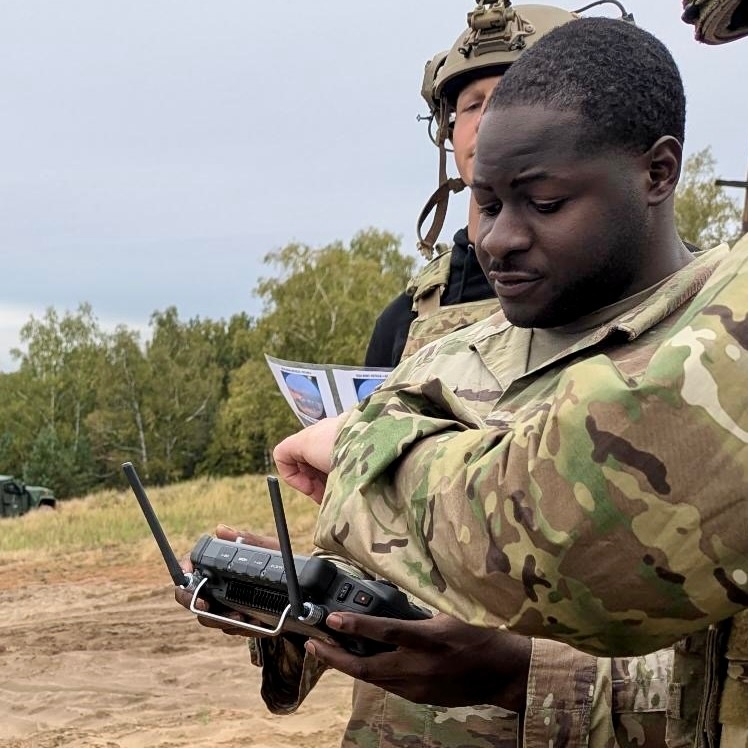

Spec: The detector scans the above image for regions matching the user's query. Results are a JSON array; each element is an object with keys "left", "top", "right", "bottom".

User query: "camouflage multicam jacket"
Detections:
[
  {"left": 248, "top": 250, "right": 714, "bottom": 746},
  {"left": 315, "top": 241, "right": 748, "bottom": 746}
]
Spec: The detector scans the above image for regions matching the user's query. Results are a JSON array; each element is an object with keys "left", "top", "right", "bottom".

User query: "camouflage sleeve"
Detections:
[
  {"left": 315, "top": 236, "right": 748, "bottom": 656},
  {"left": 247, "top": 634, "right": 327, "bottom": 715},
  {"left": 525, "top": 638, "right": 599, "bottom": 742}
]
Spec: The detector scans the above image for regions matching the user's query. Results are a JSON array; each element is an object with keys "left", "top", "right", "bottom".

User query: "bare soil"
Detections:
[{"left": 0, "top": 548, "right": 352, "bottom": 747}]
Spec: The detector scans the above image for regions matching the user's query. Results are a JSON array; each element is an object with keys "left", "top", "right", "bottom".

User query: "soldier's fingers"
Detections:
[
  {"left": 220, "top": 624, "right": 257, "bottom": 637},
  {"left": 215, "top": 525, "right": 280, "bottom": 550},
  {"left": 215, "top": 612, "right": 268, "bottom": 637},
  {"left": 194, "top": 609, "right": 249, "bottom": 633},
  {"left": 305, "top": 638, "right": 401, "bottom": 682},
  {"left": 326, "top": 612, "right": 436, "bottom": 651},
  {"left": 179, "top": 552, "right": 194, "bottom": 573},
  {"left": 174, "top": 586, "right": 207, "bottom": 612}
]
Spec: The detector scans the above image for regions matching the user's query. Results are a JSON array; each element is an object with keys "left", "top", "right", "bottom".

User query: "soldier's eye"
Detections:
[
  {"left": 478, "top": 202, "right": 501, "bottom": 218},
  {"left": 532, "top": 200, "right": 565, "bottom": 214}
]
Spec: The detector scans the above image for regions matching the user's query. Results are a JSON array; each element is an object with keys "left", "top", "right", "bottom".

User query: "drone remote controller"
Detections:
[{"left": 122, "top": 462, "right": 431, "bottom": 656}]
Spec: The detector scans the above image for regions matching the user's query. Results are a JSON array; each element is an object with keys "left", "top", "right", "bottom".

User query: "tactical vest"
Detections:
[{"left": 401, "top": 246, "right": 500, "bottom": 360}]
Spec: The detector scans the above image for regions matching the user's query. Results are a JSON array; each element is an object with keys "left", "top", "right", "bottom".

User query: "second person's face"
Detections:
[{"left": 451, "top": 75, "right": 502, "bottom": 186}]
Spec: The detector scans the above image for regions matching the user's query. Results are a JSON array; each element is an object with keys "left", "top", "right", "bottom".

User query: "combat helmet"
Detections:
[{"left": 416, "top": 1, "right": 635, "bottom": 259}]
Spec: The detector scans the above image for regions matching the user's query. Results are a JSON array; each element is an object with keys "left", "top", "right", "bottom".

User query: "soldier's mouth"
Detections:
[{"left": 490, "top": 272, "right": 543, "bottom": 298}]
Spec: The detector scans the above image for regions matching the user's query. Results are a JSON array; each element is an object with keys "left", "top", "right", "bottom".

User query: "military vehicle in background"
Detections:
[{"left": 0, "top": 475, "right": 57, "bottom": 517}]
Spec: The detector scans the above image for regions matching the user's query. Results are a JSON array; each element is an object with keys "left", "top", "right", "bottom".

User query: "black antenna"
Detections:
[
  {"left": 266, "top": 476, "right": 304, "bottom": 619},
  {"left": 122, "top": 462, "right": 188, "bottom": 588}
]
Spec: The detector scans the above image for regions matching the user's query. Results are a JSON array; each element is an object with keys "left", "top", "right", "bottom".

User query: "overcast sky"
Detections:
[{"left": 1, "top": 0, "right": 746, "bottom": 371}]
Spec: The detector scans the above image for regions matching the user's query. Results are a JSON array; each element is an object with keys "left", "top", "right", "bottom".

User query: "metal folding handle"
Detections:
[
  {"left": 187, "top": 576, "right": 292, "bottom": 636},
  {"left": 186, "top": 576, "right": 325, "bottom": 636}
]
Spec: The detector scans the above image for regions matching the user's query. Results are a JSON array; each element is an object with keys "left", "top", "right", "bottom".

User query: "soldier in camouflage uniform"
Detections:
[
  {"left": 365, "top": 3, "right": 623, "bottom": 367},
  {"left": 355, "top": 2, "right": 678, "bottom": 744},
  {"left": 273, "top": 17, "right": 748, "bottom": 747}
]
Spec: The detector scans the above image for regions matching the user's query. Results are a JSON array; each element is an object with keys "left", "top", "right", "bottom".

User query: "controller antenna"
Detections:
[
  {"left": 267, "top": 476, "right": 304, "bottom": 619},
  {"left": 122, "top": 462, "right": 189, "bottom": 588}
]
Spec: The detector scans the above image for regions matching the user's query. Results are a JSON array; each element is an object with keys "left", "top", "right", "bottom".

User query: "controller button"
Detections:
[
  {"left": 261, "top": 560, "right": 285, "bottom": 583},
  {"left": 248, "top": 552, "right": 271, "bottom": 572},
  {"left": 215, "top": 547, "right": 237, "bottom": 570},
  {"left": 202, "top": 540, "right": 223, "bottom": 562},
  {"left": 231, "top": 555, "right": 249, "bottom": 575},
  {"left": 353, "top": 590, "right": 373, "bottom": 607},
  {"left": 336, "top": 582, "right": 353, "bottom": 602}
]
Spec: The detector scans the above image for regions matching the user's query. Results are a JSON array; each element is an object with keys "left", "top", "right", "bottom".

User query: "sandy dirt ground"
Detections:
[{"left": 0, "top": 548, "right": 353, "bottom": 747}]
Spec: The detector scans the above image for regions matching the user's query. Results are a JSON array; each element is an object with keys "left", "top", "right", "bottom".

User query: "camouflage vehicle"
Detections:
[{"left": 0, "top": 475, "right": 57, "bottom": 517}]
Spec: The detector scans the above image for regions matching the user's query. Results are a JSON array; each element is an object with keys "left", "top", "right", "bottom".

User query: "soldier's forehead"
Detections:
[{"left": 474, "top": 108, "right": 586, "bottom": 178}]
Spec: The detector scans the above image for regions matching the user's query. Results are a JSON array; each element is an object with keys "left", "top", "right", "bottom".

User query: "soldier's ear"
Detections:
[{"left": 644, "top": 136, "right": 682, "bottom": 207}]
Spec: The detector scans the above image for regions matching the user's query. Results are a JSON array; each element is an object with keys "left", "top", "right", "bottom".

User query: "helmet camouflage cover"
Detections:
[{"left": 682, "top": 0, "right": 748, "bottom": 44}]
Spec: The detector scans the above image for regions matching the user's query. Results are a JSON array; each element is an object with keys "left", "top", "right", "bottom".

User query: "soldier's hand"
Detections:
[
  {"left": 173, "top": 525, "right": 280, "bottom": 637},
  {"left": 272, "top": 415, "right": 346, "bottom": 503},
  {"left": 304, "top": 612, "right": 531, "bottom": 713},
  {"left": 215, "top": 523, "right": 280, "bottom": 551}
]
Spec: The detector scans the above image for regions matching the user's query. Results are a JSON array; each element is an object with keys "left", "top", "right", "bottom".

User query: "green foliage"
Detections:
[
  {"left": 210, "top": 228, "right": 414, "bottom": 462},
  {"left": 23, "top": 425, "right": 95, "bottom": 498},
  {"left": 675, "top": 147, "right": 742, "bottom": 249},
  {"left": 87, "top": 310, "right": 230, "bottom": 484},
  {"left": 143, "top": 308, "right": 225, "bottom": 483},
  {"left": 0, "top": 372, "right": 30, "bottom": 475},
  {"left": 1, "top": 227, "right": 413, "bottom": 496},
  {"left": 4, "top": 305, "right": 104, "bottom": 497},
  {"left": 203, "top": 358, "right": 280, "bottom": 475},
  {"left": 253, "top": 227, "right": 413, "bottom": 363}
]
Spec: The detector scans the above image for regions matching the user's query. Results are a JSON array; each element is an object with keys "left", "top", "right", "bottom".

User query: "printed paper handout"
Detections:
[{"left": 265, "top": 355, "right": 392, "bottom": 427}]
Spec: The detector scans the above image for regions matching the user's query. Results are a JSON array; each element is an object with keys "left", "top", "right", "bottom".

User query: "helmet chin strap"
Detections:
[
  {"left": 416, "top": 141, "right": 466, "bottom": 260},
  {"left": 416, "top": 98, "right": 466, "bottom": 260}
]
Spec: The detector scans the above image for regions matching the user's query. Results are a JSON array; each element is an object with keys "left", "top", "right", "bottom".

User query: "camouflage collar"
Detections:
[
  {"left": 472, "top": 244, "right": 729, "bottom": 391},
  {"left": 614, "top": 244, "right": 729, "bottom": 339}
]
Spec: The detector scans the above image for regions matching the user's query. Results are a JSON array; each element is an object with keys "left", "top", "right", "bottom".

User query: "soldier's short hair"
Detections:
[{"left": 486, "top": 17, "right": 686, "bottom": 155}]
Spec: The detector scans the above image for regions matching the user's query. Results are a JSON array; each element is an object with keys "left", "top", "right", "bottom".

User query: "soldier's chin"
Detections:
[
  {"left": 500, "top": 301, "right": 545, "bottom": 329},
  {"left": 457, "top": 158, "right": 474, "bottom": 187},
  {"left": 501, "top": 297, "right": 581, "bottom": 330}
]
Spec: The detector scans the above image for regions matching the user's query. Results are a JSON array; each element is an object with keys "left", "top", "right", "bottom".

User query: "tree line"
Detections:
[
  {"left": 0, "top": 229, "right": 414, "bottom": 497},
  {"left": 1, "top": 148, "right": 741, "bottom": 499}
]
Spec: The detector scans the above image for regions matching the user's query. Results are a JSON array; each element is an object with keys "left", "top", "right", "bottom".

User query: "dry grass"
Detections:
[{"left": 0, "top": 474, "right": 321, "bottom": 562}]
